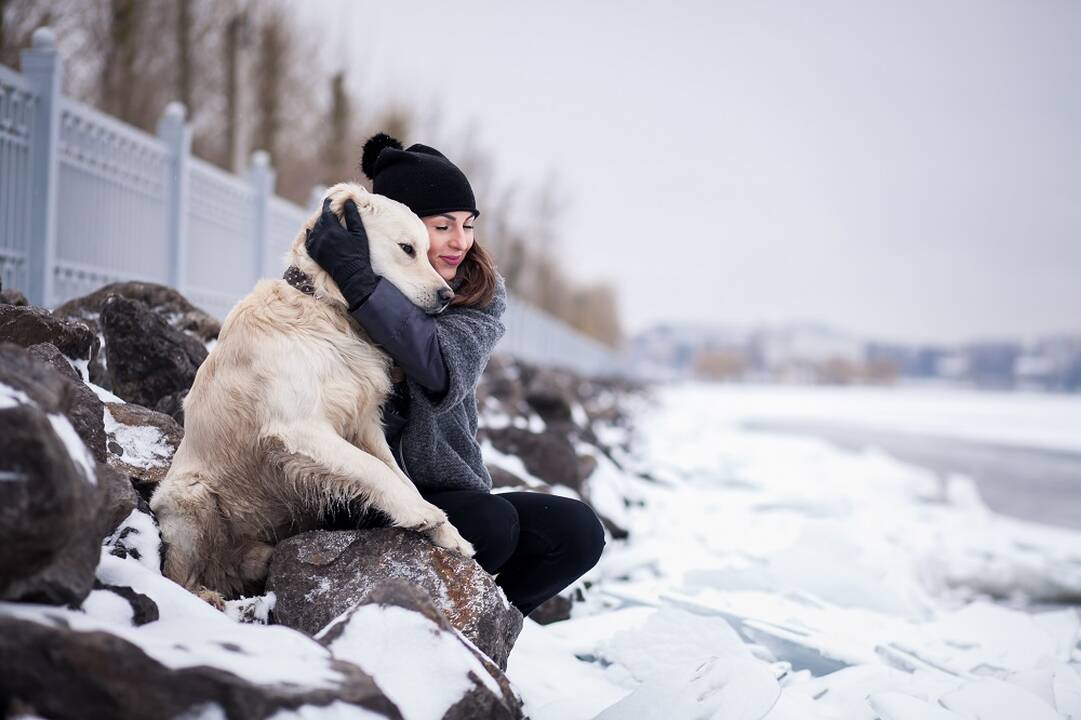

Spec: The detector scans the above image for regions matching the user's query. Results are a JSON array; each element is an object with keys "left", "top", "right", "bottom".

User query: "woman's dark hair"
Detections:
[{"left": 451, "top": 231, "right": 499, "bottom": 309}]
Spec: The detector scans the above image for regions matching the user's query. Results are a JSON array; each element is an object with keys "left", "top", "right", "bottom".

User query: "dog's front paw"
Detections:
[
  {"left": 428, "top": 521, "right": 476, "bottom": 558},
  {"left": 196, "top": 586, "right": 226, "bottom": 611},
  {"left": 396, "top": 502, "right": 448, "bottom": 534}
]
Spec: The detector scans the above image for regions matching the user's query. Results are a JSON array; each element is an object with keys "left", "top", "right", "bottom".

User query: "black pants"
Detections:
[{"left": 420, "top": 487, "right": 607, "bottom": 617}]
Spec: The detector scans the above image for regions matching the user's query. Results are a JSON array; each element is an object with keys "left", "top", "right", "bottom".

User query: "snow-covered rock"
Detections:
[
  {"left": 103, "top": 400, "right": 183, "bottom": 498},
  {"left": 0, "top": 346, "right": 109, "bottom": 605},
  {"left": 0, "top": 341, "right": 108, "bottom": 462},
  {"left": 318, "top": 580, "right": 525, "bottom": 719},
  {"left": 268, "top": 528, "right": 523, "bottom": 672},
  {"left": 0, "top": 608, "right": 401, "bottom": 720}
]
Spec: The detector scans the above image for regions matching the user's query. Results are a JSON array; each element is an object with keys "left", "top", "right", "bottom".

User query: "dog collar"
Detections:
[
  {"left": 283, "top": 265, "right": 317, "bottom": 296},
  {"left": 283, "top": 264, "right": 406, "bottom": 382}
]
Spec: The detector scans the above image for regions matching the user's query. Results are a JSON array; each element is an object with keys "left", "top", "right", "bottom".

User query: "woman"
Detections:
[{"left": 304, "top": 132, "right": 606, "bottom": 618}]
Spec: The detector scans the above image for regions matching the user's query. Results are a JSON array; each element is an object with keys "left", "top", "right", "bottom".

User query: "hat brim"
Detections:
[{"left": 415, "top": 207, "right": 481, "bottom": 220}]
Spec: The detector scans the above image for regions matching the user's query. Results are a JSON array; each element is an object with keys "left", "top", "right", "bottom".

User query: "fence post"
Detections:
[
  {"left": 20, "top": 27, "right": 62, "bottom": 308},
  {"left": 248, "top": 150, "right": 275, "bottom": 280},
  {"left": 156, "top": 102, "right": 191, "bottom": 292}
]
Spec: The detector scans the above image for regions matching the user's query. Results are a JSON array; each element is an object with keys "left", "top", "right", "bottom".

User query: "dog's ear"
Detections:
[{"left": 344, "top": 185, "right": 375, "bottom": 213}]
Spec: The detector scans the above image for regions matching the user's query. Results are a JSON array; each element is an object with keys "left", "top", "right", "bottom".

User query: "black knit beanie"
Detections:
[{"left": 360, "top": 133, "right": 480, "bottom": 219}]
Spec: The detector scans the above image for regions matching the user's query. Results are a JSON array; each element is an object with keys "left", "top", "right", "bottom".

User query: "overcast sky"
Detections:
[{"left": 301, "top": 0, "right": 1081, "bottom": 345}]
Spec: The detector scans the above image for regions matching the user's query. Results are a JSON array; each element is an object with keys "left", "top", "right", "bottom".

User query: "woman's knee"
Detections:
[{"left": 562, "top": 498, "right": 607, "bottom": 569}]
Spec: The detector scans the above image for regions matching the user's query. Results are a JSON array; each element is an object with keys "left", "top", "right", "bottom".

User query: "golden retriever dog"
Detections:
[{"left": 150, "top": 182, "right": 476, "bottom": 608}]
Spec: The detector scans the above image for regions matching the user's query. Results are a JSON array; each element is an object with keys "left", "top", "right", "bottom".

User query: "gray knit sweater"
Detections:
[{"left": 391, "top": 274, "right": 507, "bottom": 493}]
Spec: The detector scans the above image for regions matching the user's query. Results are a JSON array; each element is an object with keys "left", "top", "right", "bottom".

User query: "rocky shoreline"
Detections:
[{"left": 0, "top": 281, "right": 654, "bottom": 719}]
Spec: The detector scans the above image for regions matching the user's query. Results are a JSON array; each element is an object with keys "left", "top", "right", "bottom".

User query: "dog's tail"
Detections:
[{"left": 150, "top": 471, "right": 232, "bottom": 595}]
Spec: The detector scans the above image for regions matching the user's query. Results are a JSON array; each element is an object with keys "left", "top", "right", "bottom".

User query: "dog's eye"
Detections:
[{"left": 398, "top": 243, "right": 416, "bottom": 257}]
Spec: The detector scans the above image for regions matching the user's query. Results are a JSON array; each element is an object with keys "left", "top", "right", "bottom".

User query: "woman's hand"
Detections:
[{"left": 305, "top": 197, "right": 381, "bottom": 310}]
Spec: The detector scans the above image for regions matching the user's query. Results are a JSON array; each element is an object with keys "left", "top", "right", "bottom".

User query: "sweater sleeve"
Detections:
[
  {"left": 347, "top": 277, "right": 449, "bottom": 394},
  {"left": 405, "top": 275, "right": 508, "bottom": 418}
]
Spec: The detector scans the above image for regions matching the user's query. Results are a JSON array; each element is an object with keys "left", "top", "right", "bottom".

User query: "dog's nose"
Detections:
[{"left": 437, "top": 288, "right": 455, "bottom": 304}]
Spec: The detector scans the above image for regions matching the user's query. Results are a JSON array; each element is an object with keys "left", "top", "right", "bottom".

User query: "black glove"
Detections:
[{"left": 305, "top": 197, "right": 380, "bottom": 310}]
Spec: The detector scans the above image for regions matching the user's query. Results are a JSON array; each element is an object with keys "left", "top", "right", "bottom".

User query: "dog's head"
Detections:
[{"left": 289, "top": 182, "right": 452, "bottom": 314}]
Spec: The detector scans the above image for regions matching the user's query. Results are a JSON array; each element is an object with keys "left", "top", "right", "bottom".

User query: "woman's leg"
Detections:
[
  {"left": 420, "top": 488, "right": 521, "bottom": 575},
  {"left": 490, "top": 492, "right": 607, "bottom": 618}
]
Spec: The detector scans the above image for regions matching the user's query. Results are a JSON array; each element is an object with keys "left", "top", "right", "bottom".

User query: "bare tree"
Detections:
[
  {"left": 176, "top": 0, "right": 192, "bottom": 108},
  {"left": 0, "top": 0, "right": 54, "bottom": 69},
  {"left": 320, "top": 71, "right": 352, "bottom": 185},
  {"left": 222, "top": 9, "right": 250, "bottom": 171},
  {"left": 1, "top": 0, "right": 625, "bottom": 345},
  {"left": 569, "top": 283, "right": 624, "bottom": 349},
  {"left": 99, "top": 0, "right": 141, "bottom": 120},
  {"left": 253, "top": 5, "right": 288, "bottom": 161}
]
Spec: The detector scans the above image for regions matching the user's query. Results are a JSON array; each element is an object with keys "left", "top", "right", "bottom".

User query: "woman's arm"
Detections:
[
  {"left": 351, "top": 275, "right": 508, "bottom": 415},
  {"left": 349, "top": 277, "right": 449, "bottom": 396}
]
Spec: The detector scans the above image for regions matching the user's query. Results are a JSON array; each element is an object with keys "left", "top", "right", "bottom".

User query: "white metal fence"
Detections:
[{"left": 1, "top": 27, "right": 635, "bottom": 379}]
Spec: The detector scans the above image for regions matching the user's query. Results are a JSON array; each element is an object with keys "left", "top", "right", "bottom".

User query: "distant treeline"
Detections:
[{"left": 0, "top": 0, "right": 622, "bottom": 348}]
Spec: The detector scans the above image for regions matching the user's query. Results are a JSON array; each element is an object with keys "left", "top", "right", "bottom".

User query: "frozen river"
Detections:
[
  {"left": 705, "top": 381, "right": 1081, "bottom": 530},
  {"left": 742, "top": 421, "right": 1081, "bottom": 530}
]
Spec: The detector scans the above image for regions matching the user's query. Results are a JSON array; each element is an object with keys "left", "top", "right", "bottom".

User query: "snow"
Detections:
[
  {"left": 502, "top": 382, "right": 1081, "bottom": 719},
  {"left": 46, "top": 412, "right": 97, "bottom": 485},
  {"left": 5, "top": 542, "right": 355, "bottom": 691},
  {"left": 103, "top": 405, "right": 173, "bottom": 470},
  {"left": 224, "top": 592, "right": 276, "bottom": 625},
  {"left": 3, "top": 377, "right": 1079, "bottom": 719},
  {"left": 266, "top": 703, "right": 387, "bottom": 719},
  {"left": 938, "top": 677, "right": 1063, "bottom": 719},
  {"left": 65, "top": 355, "right": 90, "bottom": 383},
  {"left": 304, "top": 576, "right": 335, "bottom": 603},
  {"left": 81, "top": 587, "right": 137, "bottom": 625},
  {"left": 593, "top": 654, "right": 781, "bottom": 720},
  {"left": 103, "top": 508, "right": 163, "bottom": 572},
  {"left": 570, "top": 401, "right": 589, "bottom": 428},
  {"left": 88, "top": 382, "right": 125, "bottom": 403},
  {"left": 502, "top": 617, "right": 629, "bottom": 719},
  {"left": 321, "top": 603, "right": 505, "bottom": 719},
  {"left": 3, "top": 380, "right": 101, "bottom": 487},
  {"left": 97, "top": 331, "right": 107, "bottom": 368},
  {"left": 0, "top": 380, "right": 33, "bottom": 408},
  {"left": 479, "top": 397, "right": 547, "bottom": 433}
]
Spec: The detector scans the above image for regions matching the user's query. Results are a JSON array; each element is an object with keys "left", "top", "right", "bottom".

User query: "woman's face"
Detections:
[{"left": 422, "top": 211, "right": 476, "bottom": 282}]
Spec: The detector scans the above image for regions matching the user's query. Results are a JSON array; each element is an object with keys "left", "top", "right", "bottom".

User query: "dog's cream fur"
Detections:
[{"left": 150, "top": 183, "right": 476, "bottom": 608}]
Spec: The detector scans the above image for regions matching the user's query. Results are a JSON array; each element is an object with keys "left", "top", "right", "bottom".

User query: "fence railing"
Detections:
[{"left": 1, "top": 27, "right": 636, "bottom": 379}]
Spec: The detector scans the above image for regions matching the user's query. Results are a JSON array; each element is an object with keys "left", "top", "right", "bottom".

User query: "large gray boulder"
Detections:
[
  {"left": 268, "top": 528, "right": 524, "bottom": 672},
  {"left": 0, "top": 342, "right": 142, "bottom": 604},
  {"left": 53, "top": 281, "right": 218, "bottom": 390},
  {"left": 0, "top": 615, "right": 403, "bottom": 720},
  {"left": 0, "top": 302, "right": 99, "bottom": 365},
  {"left": 99, "top": 294, "right": 207, "bottom": 408},
  {"left": 0, "top": 403, "right": 103, "bottom": 605},
  {"left": 24, "top": 341, "right": 108, "bottom": 462},
  {"left": 0, "top": 346, "right": 105, "bottom": 605},
  {"left": 53, "top": 280, "right": 221, "bottom": 345}
]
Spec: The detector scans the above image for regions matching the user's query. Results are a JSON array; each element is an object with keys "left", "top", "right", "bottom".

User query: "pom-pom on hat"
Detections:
[{"left": 360, "top": 132, "right": 480, "bottom": 219}]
